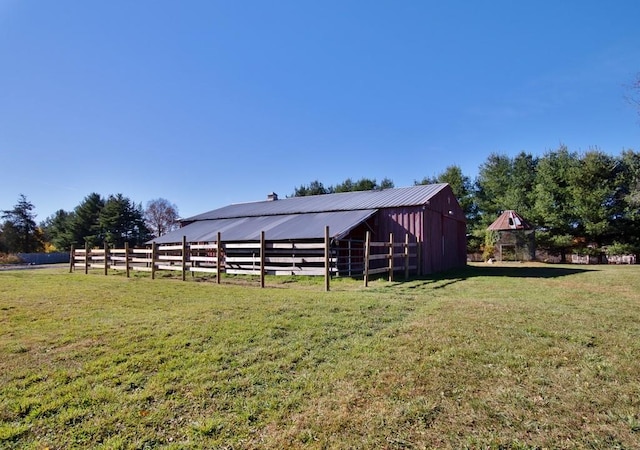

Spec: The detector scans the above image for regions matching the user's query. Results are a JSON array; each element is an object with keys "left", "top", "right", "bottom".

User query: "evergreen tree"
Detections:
[
  {"left": 293, "top": 180, "right": 331, "bottom": 196},
  {"left": 569, "top": 150, "right": 621, "bottom": 246},
  {"left": 71, "top": 193, "right": 105, "bottom": 247},
  {"left": 617, "top": 150, "right": 640, "bottom": 253},
  {"left": 1, "top": 194, "right": 43, "bottom": 253},
  {"left": 41, "top": 209, "right": 75, "bottom": 251},
  {"left": 99, "top": 194, "right": 151, "bottom": 247},
  {"left": 532, "top": 146, "right": 580, "bottom": 260},
  {"left": 474, "top": 153, "right": 514, "bottom": 227}
]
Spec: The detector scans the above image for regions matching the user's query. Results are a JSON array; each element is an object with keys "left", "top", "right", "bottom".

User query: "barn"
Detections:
[{"left": 152, "top": 184, "right": 467, "bottom": 276}]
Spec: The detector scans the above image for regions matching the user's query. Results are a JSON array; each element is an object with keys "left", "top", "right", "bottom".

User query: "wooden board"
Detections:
[
  {"left": 158, "top": 244, "right": 183, "bottom": 251},
  {"left": 189, "top": 267, "right": 219, "bottom": 274}
]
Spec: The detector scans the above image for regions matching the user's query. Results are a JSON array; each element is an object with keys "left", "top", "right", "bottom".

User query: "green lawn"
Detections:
[{"left": 1, "top": 264, "right": 639, "bottom": 449}]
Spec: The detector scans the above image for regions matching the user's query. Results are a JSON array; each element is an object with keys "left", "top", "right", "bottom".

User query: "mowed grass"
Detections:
[{"left": 1, "top": 264, "right": 639, "bottom": 449}]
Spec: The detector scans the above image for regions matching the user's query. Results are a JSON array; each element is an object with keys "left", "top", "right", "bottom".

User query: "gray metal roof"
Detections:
[
  {"left": 152, "top": 209, "right": 377, "bottom": 244},
  {"left": 185, "top": 184, "right": 448, "bottom": 221}
]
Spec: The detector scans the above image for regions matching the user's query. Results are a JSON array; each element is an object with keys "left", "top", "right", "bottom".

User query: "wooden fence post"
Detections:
[
  {"left": 69, "top": 245, "right": 75, "bottom": 273},
  {"left": 216, "top": 231, "right": 222, "bottom": 284},
  {"left": 324, "top": 226, "right": 330, "bottom": 292},
  {"left": 181, "top": 235, "right": 187, "bottom": 282},
  {"left": 84, "top": 242, "right": 89, "bottom": 275},
  {"left": 404, "top": 234, "right": 410, "bottom": 280},
  {"left": 364, "top": 231, "right": 371, "bottom": 287},
  {"left": 417, "top": 237, "right": 422, "bottom": 276},
  {"left": 125, "top": 242, "right": 130, "bottom": 278},
  {"left": 151, "top": 242, "right": 157, "bottom": 280},
  {"left": 388, "top": 233, "right": 394, "bottom": 282},
  {"left": 104, "top": 242, "right": 109, "bottom": 276},
  {"left": 260, "top": 231, "right": 266, "bottom": 288}
]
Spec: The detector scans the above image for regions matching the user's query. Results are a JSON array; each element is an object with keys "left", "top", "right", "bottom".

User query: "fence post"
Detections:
[
  {"left": 417, "top": 237, "right": 422, "bottom": 276},
  {"left": 69, "top": 245, "right": 75, "bottom": 273},
  {"left": 364, "top": 231, "right": 371, "bottom": 287},
  {"left": 151, "top": 242, "right": 157, "bottom": 280},
  {"left": 182, "top": 235, "right": 187, "bottom": 282},
  {"left": 260, "top": 231, "right": 266, "bottom": 288},
  {"left": 324, "top": 226, "right": 330, "bottom": 292},
  {"left": 104, "top": 242, "right": 109, "bottom": 276},
  {"left": 216, "top": 231, "right": 222, "bottom": 284},
  {"left": 125, "top": 242, "right": 130, "bottom": 278},
  {"left": 404, "top": 234, "right": 410, "bottom": 280},
  {"left": 84, "top": 242, "right": 89, "bottom": 274},
  {"left": 388, "top": 233, "right": 394, "bottom": 282}
]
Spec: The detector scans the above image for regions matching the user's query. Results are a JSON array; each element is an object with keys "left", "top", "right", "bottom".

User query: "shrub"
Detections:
[{"left": 0, "top": 253, "right": 23, "bottom": 265}]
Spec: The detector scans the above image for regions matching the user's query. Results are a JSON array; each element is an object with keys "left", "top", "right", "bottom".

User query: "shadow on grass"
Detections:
[{"left": 392, "top": 264, "right": 597, "bottom": 290}]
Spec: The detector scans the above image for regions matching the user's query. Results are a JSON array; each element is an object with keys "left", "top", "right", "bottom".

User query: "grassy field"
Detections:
[{"left": 1, "top": 263, "right": 639, "bottom": 449}]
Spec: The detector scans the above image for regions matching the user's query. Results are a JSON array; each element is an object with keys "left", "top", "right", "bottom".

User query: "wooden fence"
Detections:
[
  {"left": 70, "top": 228, "right": 419, "bottom": 290},
  {"left": 571, "top": 253, "right": 637, "bottom": 265}
]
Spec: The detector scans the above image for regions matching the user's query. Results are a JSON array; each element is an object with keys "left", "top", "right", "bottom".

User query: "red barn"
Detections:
[{"left": 153, "top": 184, "right": 466, "bottom": 276}]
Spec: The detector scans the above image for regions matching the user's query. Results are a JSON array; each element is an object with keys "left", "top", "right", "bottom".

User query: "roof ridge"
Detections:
[{"left": 184, "top": 183, "right": 450, "bottom": 222}]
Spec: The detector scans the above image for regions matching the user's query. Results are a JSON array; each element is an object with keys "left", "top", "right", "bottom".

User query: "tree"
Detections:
[
  {"left": 617, "top": 149, "right": 640, "bottom": 254},
  {"left": 508, "top": 152, "right": 538, "bottom": 222},
  {"left": 99, "top": 194, "right": 151, "bottom": 247},
  {"left": 474, "top": 153, "right": 514, "bottom": 227},
  {"left": 41, "top": 209, "right": 75, "bottom": 251},
  {"left": 378, "top": 177, "right": 395, "bottom": 190},
  {"left": 568, "top": 150, "right": 621, "bottom": 246},
  {"left": 292, "top": 180, "right": 331, "bottom": 197},
  {"left": 70, "top": 193, "right": 105, "bottom": 247},
  {"left": 292, "top": 177, "right": 394, "bottom": 196},
  {"left": 1, "top": 194, "right": 43, "bottom": 253},
  {"left": 144, "top": 198, "right": 179, "bottom": 237},
  {"left": 333, "top": 177, "right": 393, "bottom": 192},
  {"left": 532, "top": 146, "right": 580, "bottom": 261}
]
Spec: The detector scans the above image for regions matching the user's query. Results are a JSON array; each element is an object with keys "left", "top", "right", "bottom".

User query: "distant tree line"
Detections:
[
  {"left": 293, "top": 146, "right": 640, "bottom": 258},
  {"left": 293, "top": 177, "right": 395, "bottom": 196},
  {"left": 3, "top": 146, "right": 639, "bottom": 259},
  {"left": 0, "top": 194, "right": 179, "bottom": 253}
]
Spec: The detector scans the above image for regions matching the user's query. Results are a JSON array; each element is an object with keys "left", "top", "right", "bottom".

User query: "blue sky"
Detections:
[{"left": 1, "top": 1, "right": 639, "bottom": 222}]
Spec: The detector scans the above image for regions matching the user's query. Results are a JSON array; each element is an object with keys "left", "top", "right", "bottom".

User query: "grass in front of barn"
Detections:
[{"left": 1, "top": 264, "right": 639, "bottom": 449}]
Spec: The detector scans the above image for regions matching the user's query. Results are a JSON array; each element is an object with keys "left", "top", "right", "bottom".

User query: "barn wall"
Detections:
[{"left": 417, "top": 185, "right": 466, "bottom": 274}]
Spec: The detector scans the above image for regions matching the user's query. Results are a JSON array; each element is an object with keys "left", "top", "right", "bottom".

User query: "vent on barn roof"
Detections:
[{"left": 267, "top": 192, "right": 278, "bottom": 201}]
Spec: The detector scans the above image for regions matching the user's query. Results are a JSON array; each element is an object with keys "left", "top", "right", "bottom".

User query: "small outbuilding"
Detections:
[
  {"left": 487, "top": 210, "right": 535, "bottom": 261},
  {"left": 153, "top": 184, "right": 467, "bottom": 276}
]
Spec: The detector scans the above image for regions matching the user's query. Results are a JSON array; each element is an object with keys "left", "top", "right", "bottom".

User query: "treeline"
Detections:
[
  {"left": 294, "top": 146, "right": 640, "bottom": 258},
  {"left": 3, "top": 145, "right": 639, "bottom": 259},
  {"left": 0, "top": 194, "right": 179, "bottom": 254},
  {"left": 293, "top": 177, "right": 395, "bottom": 196}
]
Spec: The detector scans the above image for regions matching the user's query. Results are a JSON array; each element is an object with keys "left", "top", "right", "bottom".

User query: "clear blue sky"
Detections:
[{"left": 2, "top": 1, "right": 639, "bottom": 222}]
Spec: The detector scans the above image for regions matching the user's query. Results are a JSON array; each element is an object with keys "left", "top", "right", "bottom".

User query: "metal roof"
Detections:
[
  {"left": 152, "top": 209, "right": 377, "bottom": 244},
  {"left": 184, "top": 184, "right": 448, "bottom": 221},
  {"left": 487, "top": 210, "right": 533, "bottom": 231}
]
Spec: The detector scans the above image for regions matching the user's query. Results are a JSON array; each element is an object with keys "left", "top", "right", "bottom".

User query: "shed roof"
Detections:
[
  {"left": 184, "top": 183, "right": 448, "bottom": 221},
  {"left": 487, "top": 210, "right": 533, "bottom": 231},
  {"left": 153, "top": 209, "right": 377, "bottom": 243}
]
